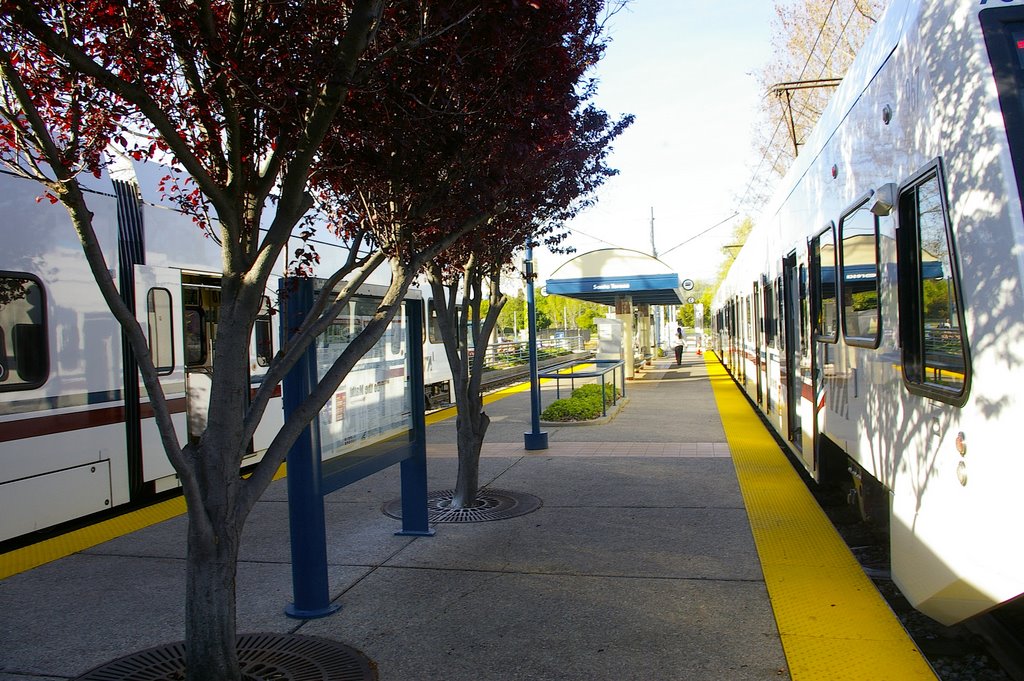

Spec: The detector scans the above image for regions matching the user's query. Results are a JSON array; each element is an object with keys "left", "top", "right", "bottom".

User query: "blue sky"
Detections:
[{"left": 540, "top": 1, "right": 779, "bottom": 283}]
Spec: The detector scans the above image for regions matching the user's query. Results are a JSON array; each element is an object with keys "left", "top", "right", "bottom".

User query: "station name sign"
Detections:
[{"left": 592, "top": 282, "right": 631, "bottom": 291}]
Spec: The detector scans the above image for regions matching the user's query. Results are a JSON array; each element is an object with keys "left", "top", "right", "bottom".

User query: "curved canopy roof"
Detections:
[{"left": 545, "top": 248, "right": 684, "bottom": 305}]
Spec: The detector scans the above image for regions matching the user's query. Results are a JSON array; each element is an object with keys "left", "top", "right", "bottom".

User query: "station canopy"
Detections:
[{"left": 545, "top": 248, "right": 685, "bottom": 305}]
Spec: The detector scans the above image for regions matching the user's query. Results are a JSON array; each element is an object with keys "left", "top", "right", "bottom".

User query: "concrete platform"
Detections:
[{"left": 0, "top": 353, "right": 887, "bottom": 679}]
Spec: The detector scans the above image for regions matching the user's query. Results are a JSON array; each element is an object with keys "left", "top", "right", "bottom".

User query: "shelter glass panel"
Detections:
[{"left": 317, "top": 297, "right": 411, "bottom": 459}]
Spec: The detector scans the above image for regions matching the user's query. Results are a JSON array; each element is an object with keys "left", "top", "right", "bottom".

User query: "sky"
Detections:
[{"left": 536, "top": 1, "right": 780, "bottom": 285}]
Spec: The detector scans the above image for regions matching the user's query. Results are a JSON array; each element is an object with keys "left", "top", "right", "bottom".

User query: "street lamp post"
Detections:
[{"left": 523, "top": 241, "right": 548, "bottom": 451}]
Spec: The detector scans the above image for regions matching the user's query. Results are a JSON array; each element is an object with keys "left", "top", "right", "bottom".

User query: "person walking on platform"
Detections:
[{"left": 673, "top": 326, "right": 685, "bottom": 365}]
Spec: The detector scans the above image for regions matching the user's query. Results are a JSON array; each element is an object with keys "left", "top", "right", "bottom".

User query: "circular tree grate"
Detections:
[
  {"left": 73, "top": 633, "right": 376, "bottom": 681},
  {"left": 383, "top": 488, "right": 542, "bottom": 523}
]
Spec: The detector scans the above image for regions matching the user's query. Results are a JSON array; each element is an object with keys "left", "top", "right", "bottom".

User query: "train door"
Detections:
[
  {"left": 249, "top": 296, "right": 281, "bottom": 455},
  {"left": 775, "top": 276, "right": 785, "bottom": 420},
  {"left": 182, "top": 273, "right": 220, "bottom": 442},
  {"left": 753, "top": 281, "right": 763, "bottom": 405},
  {"left": 726, "top": 300, "right": 736, "bottom": 371},
  {"left": 728, "top": 298, "right": 737, "bottom": 375},
  {"left": 763, "top": 275, "right": 778, "bottom": 416},
  {"left": 782, "top": 252, "right": 812, "bottom": 462},
  {"left": 809, "top": 224, "right": 838, "bottom": 476},
  {"left": 742, "top": 295, "right": 751, "bottom": 386},
  {"left": 177, "top": 275, "right": 274, "bottom": 458},
  {"left": 134, "top": 265, "right": 188, "bottom": 484}
]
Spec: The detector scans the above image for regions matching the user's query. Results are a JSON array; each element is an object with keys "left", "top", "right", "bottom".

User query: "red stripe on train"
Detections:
[{"left": 3, "top": 384, "right": 281, "bottom": 443}]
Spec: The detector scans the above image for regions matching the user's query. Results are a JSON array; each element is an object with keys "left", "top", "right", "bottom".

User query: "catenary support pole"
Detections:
[{"left": 523, "top": 241, "right": 548, "bottom": 450}]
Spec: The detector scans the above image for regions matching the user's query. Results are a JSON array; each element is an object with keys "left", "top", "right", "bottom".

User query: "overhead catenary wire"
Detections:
[
  {"left": 660, "top": 212, "right": 740, "bottom": 257},
  {"left": 569, "top": 2, "right": 859, "bottom": 271},
  {"left": 565, "top": 226, "right": 621, "bottom": 249},
  {"left": 736, "top": 0, "right": 842, "bottom": 210}
]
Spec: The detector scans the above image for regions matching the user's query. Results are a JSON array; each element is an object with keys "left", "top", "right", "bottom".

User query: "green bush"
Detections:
[
  {"left": 572, "top": 383, "right": 620, "bottom": 402},
  {"left": 540, "top": 382, "right": 621, "bottom": 422},
  {"left": 541, "top": 397, "right": 602, "bottom": 422}
]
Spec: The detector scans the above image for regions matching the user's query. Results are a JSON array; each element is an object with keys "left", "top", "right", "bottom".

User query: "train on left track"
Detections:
[{"left": 0, "top": 155, "right": 454, "bottom": 545}]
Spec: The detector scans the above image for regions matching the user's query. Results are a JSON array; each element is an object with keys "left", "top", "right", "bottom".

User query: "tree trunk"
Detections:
[
  {"left": 184, "top": 504, "right": 242, "bottom": 681},
  {"left": 181, "top": 296, "right": 252, "bottom": 681},
  {"left": 451, "top": 382, "right": 491, "bottom": 509}
]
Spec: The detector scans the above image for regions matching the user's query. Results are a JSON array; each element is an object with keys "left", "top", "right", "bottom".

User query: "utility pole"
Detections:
[
  {"left": 650, "top": 207, "right": 657, "bottom": 257},
  {"left": 650, "top": 207, "right": 662, "bottom": 353}
]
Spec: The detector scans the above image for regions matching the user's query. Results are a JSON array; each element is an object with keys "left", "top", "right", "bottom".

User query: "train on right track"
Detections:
[{"left": 711, "top": 0, "right": 1024, "bottom": 626}]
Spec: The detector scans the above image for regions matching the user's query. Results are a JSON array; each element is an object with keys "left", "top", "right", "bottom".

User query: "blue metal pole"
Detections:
[
  {"left": 523, "top": 241, "right": 548, "bottom": 450},
  {"left": 397, "top": 299, "right": 434, "bottom": 536},
  {"left": 281, "top": 278, "right": 340, "bottom": 619}
]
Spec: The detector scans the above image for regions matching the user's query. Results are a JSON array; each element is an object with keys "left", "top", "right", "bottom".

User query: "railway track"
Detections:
[{"left": 811, "top": 480, "right": 1024, "bottom": 681}]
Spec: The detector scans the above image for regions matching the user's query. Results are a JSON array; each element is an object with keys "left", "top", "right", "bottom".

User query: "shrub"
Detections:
[
  {"left": 572, "top": 382, "right": 620, "bottom": 402},
  {"left": 541, "top": 397, "right": 602, "bottom": 422},
  {"left": 540, "top": 382, "right": 621, "bottom": 422}
]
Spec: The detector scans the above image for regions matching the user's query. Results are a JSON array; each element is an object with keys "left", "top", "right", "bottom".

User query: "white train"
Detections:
[
  {"left": 0, "top": 157, "right": 453, "bottom": 545},
  {"left": 713, "top": 0, "right": 1024, "bottom": 625}
]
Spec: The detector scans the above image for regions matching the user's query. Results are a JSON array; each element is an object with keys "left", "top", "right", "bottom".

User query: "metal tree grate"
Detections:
[
  {"left": 73, "top": 633, "right": 376, "bottom": 681},
  {"left": 382, "top": 488, "right": 542, "bottom": 523}
]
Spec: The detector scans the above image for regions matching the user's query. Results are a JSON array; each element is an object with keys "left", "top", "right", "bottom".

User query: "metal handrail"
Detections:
[
  {"left": 472, "top": 333, "right": 588, "bottom": 372},
  {"left": 537, "top": 359, "right": 626, "bottom": 417}
]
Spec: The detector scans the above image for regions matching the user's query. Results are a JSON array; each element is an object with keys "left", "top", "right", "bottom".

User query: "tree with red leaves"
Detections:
[
  {"left": 1, "top": 4, "right": 394, "bottom": 678},
  {"left": 315, "top": 0, "right": 632, "bottom": 510},
  {"left": 0, "top": 1, "right": 623, "bottom": 678},
  {"left": 427, "top": 99, "right": 632, "bottom": 510}
]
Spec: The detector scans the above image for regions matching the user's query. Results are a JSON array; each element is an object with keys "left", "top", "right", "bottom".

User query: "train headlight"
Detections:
[{"left": 955, "top": 431, "right": 967, "bottom": 456}]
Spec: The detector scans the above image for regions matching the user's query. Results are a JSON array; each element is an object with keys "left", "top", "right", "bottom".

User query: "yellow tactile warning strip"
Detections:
[
  {"left": 424, "top": 379, "right": 531, "bottom": 426},
  {"left": 0, "top": 495, "right": 186, "bottom": 580},
  {"left": 704, "top": 352, "right": 936, "bottom": 680},
  {"left": 0, "top": 465, "right": 287, "bottom": 581}
]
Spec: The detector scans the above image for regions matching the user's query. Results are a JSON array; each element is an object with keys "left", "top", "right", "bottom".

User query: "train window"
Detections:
[
  {"left": 897, "top": 161, "right": 970, "bottom": 405},
  {"left": 799, "top": 264, "right": 809, "bottom": 352},
  {"left": 147, "top": 288, "right": 175, "bottom": 375},
  {"left": 812, "top": 224, "right": 838, "bottom": 342},
  {"left": 427, "top": 299, "right": 462, "bottom": 345},
  {"left": 427, "top": 300, "right": 442, "bottom": 344},
  {"left": 254, "top": 296, "right": 273, "bottom": 368},
  {"left": 0, "top": 273, "right": 48, "bottom": 390},
  {"left": 744, "top": 296, "right": 752, "bottom": 339},
  {"left": 184, "top": 305, "right": 207, "bottom": 367},
  {"left": 389, "top": 303, "right": 405, "bottom": 355},
  {"left": 763, "top": 278, "right": 776, "bottom": 347},
  {"left": 775, "top": 277, "right": 784, "bottom": 352},
  {"left": 839, "top": 197, "right": 881, "bottom": 347}
]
